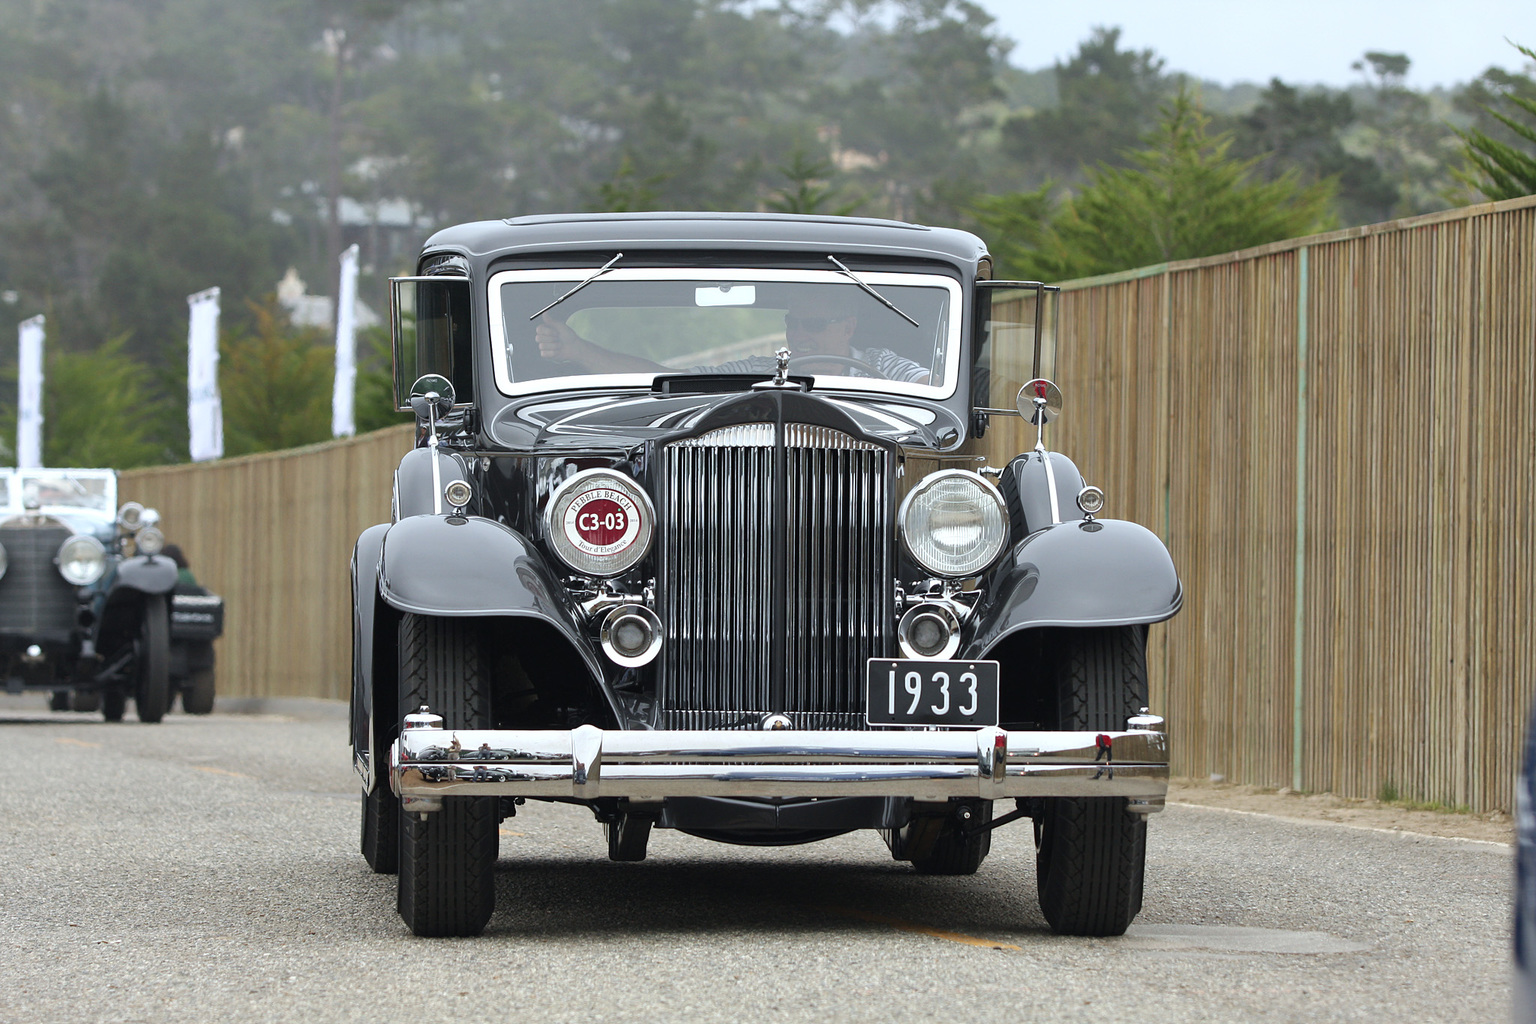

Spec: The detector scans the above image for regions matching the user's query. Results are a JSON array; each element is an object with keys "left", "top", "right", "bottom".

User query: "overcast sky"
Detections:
[{"left": 973, "top": 0, "right": 1536, "bottom": 89}]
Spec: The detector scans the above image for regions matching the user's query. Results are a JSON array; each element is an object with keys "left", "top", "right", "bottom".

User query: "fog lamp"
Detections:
[
  {"left": 898, "top": 603, "right": 961, "bottom": 660},
  {"left": 600, "top": 604, "right": 663, "bottom": 667}
]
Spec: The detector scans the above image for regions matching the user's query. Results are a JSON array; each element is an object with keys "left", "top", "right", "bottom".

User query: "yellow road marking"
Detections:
[
  {"left": 498, "top": 829, "right": 525, "bottom": 837},
  {"left": 193, "top": 766, "right": 252, "bottom": 779},
  {"left": 825, "top": 906, "right": 1020, "bottom": 950},
  {"left": 54, "top": 738, "right": 100, "bottom": 749}
]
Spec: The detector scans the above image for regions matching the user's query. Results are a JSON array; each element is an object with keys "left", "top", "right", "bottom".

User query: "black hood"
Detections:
[{"left": 485, "top": 387, "right": 966, "bottom": 453}]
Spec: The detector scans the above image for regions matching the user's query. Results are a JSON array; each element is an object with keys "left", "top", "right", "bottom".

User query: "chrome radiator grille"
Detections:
[
  {"left": 657, "top": 423, "right": 893, "bottom": 730},
  {"left": 0, "top": 526, "right": 77, "bottom": 637}
]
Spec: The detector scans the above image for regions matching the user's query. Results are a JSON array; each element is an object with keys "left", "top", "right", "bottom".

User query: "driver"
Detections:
[{"left": 534, "top": 289, "right": 930, "bottom": 383}]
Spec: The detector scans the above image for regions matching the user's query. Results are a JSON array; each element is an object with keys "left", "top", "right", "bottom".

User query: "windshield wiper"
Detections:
[
  {"left": 529, "top": 253, "right": 624, "bottom": 320},
  {"left": 827, "top": 255, "right": 919, "bottom": 328}
]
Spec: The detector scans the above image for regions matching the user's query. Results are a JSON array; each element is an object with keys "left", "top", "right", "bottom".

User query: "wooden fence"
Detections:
[{"left": 124, "top": 194, "right": 1536, "bottom": 811}]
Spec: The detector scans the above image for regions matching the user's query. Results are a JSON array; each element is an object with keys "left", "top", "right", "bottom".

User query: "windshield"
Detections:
[
  {"left": 3, "top": 470, "right": 117, "bottom": 515},
  {"left": 489, "top": 268, "right": 962, "bottom": 399}
]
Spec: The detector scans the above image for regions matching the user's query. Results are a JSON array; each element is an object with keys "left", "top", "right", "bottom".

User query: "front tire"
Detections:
[
  {"left": 134, "top": 596, "right": 171, "bottom": 723},
  {"left": 1034, "top": 626, "right": 1149, "bottom": 936},
  {"left": 395, "top": 614, "right": 497, "bottom": 936}
]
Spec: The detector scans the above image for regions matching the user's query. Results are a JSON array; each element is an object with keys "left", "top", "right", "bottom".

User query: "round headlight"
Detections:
[
  {"left": 899, "top": 470, "right": 1009, "bottom": 578},
  {"left": 544, "top": 469, "right": 655, "bottom": 578},
  {"left": 136, "top": 526, "right": 165, "bottom": 556},
  {"left": 57, "top": 535, "right": 107, "bottom": 586},
  {"left": 0, "top": 541, "right": 7, "bottom": 582},
  {"left": 117, "top": 502, "right": 144, "bottom": 531}
]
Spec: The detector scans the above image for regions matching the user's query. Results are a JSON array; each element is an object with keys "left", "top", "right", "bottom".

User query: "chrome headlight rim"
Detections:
[
  {"left": 898, "top": 469, "right": 1010, "bottom": 579},
  {"left": 57, "top": 534, "right": 107, "bottom": 586},
  {"left": 116, "top": 501, "right": 144, "bottom": 532},
  {"left": 600, "top": 604, "right": 663, "bottom": 667},
  {"left": 0, "top": 541, "right": 7, "bottom": 582},
  {"left": 897, "top": 602, "right": 962, "bottom": 660},
  {"left": 135, "top": 525, "right": 166, "bottom": 557},
  {"left": 544, "top": 468, "right": 655, "bottom": 579}
]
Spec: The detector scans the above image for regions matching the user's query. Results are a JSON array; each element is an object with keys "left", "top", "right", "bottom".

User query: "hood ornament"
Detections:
[{"left": 773, "top": 346, "right": 791, "bottom": 386}]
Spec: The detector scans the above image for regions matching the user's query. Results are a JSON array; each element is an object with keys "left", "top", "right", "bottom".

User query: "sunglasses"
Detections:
[{"left": 784, "top": 315, "right": 847, "bottom": 332}]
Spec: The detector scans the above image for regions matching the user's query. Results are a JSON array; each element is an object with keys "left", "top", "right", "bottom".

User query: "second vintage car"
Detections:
[
  {"left": 0, "top": 468, "right": 223, "bottom": 720},
  {"left": 351, "top": 212, "right": 1182, "bottom": 936}
]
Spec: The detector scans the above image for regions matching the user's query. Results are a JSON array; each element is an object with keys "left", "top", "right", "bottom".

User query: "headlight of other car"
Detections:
[
  {"left": 544, "top": 469, "right": 655, "bottom": 578},
  {"left": 136, "top": 526, "right": 165, "bottom": 556},
  {"left": 57, "top": 535, "right": 107, "bottom": 586},
  {"left": 117, "top": 502, "right": 144, "bottom": 532},
  {"left": 899, "top": 470, "right": 1010, "bottom": 578}
]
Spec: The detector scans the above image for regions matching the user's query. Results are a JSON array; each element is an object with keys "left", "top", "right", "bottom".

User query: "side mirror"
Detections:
[
  {"left": 409, "top": 374, "right": 456, "bottom": 422},
  {"left": 391, "top": 276, "right": 473, "bottom": 412},
  {"left": 1016, "top": 379, "right": 1063, "bottom": 426}
]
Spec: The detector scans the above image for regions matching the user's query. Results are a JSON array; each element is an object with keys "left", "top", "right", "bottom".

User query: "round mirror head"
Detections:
[
  {"left": 1016, "top": 379, "right": 1064, "bottom": 426},
  {"left": 409, "top": 374, "right": 455, "bottom": 418}
]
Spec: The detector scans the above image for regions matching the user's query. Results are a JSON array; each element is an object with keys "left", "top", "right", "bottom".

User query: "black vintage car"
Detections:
[
  {"left": 0, "top": 469, "right": 223, "bottom": 721},
  {"left": 350, "top": 213, "right": 1182, "bottom": 937}
]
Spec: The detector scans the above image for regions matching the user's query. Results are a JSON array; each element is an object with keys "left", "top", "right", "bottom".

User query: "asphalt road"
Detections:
[{"left": 0, "top": 699, "right": 1515, "bottom": 1024}]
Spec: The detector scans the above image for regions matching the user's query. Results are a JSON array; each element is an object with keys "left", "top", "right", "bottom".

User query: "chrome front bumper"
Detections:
[{"left": 389, "top": 712, "right": 1169, "bottom": 813}]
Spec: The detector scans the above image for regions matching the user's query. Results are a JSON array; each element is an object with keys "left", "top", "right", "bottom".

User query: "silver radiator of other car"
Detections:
[
  {"left": 0, "top": 525, "right": 78, "bottom": 638},
  {"left": 657, "top": 423, "right": 893, "bottom": 730}
]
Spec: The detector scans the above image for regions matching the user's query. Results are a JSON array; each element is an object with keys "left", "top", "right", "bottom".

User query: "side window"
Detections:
[
  {"left": 973, "top": 282, "right": 1058, "bottom": 409},
  {"left": 390, "top": 277, "right": 473, "bottom": 410}
]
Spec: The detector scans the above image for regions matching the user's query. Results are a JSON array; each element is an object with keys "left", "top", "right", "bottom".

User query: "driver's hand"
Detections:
[{"left": 535, "top": 316, "right": 587, "bottom": 365}]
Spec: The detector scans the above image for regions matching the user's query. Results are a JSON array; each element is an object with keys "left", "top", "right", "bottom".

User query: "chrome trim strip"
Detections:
[
  {"left": 1042, "top": 452, "right": 1061, "bottom": 526},
  {"left": 390, "top": 725, "right": 1169, "bottom": 801}
]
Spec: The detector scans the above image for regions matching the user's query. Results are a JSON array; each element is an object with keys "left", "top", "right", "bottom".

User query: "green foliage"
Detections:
[
  {"left": 765, "top": 146, "right": 862, "bottom": 216},
  {"left": 1454, "top": 42, "right": 1536, "bottom": 201},
  {"left": 353, "top": 326, "right": 411, "bottom": 434},
  {"left": 42, "top": 335, "right": 169, "bottom": 469},
  {"left": 1000, "top": 27, "right": 1170, "bottom": 185},
  {"left": 1230, "top": 78, "right": 1398, "bottom": 225},
  {"left": 220, "top": 299, "right": 333, "bottom": 456},
  {"left": 978, "top": 91, "right": 1335, "bottom": 281},
  {"left": 967, "top": 185, "right": 1056, "bottom": 280}
]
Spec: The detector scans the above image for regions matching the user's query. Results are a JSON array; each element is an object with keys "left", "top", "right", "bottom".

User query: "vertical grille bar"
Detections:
[{"left": 658, "top": 423, "right": 890, "bottom": 730}]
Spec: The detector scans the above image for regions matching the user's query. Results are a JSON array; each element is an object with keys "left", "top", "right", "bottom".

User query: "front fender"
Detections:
[
  {"left": 394, "top": 447, "right": 470, "bottom": 519},
  {"left": 968, "top": 518, "right": 1183, "bottom": 656},
  {"left": 378, "top": 513, "right": 604, "bottom": 681},
  {"left": 110, "top": 555, "right": 177, "bottom": 595},
  {"left": 351, "top": 523, "right": 390, "bottom": 772}
]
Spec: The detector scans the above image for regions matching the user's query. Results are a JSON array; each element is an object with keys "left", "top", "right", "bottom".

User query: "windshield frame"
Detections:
[
  {"left": 0, "top": 468, "right": 118, "bottom": 518},
  {"left": 486, "top": 266, "right": 964, "bottom": 401}
]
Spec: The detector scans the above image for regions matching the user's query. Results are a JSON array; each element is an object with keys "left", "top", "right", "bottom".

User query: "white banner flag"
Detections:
[
  {"left": 16, "top": 315, "right": 44, "bottom": 468},
  {"left": 187, "top": 287, "right": 223, "bottom": 462},
  {"left": 332, "top": 243, "right": 360, "bottom": 437}
]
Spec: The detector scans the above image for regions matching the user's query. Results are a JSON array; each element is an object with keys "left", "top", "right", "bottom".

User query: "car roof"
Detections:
[{"left": 420, "top": 212, "right": 989, "bottom": 266}]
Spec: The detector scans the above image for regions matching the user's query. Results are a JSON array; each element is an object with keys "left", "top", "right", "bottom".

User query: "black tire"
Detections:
[
  {"left": 49, "top": 690, "right": 70, "bottom": 712},
  {"left": 912, "top": 802, "right": 993, "bottom": 875},
  {"left": 134, "top": 595, "right": 171, "bottom": 723},
  {"left": 361, "top": 776, "right": 399, "bottom": 875},
  {"left": 182, "top": 668, "right": 216, "bottom": 715},
  {"left": 1034, "top": 626, "right": 1149, "bottom": 937},
  {"left": 102, "top": 690, "right": 127, "bottom": 722},
  {"left": 71, "top": 691, "right": 102, "bottom": 713},
  {"left": 395, "top": 613, "right": 497, "bottom": 936}
]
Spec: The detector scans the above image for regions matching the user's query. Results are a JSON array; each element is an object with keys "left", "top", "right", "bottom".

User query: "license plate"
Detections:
[{"left": 865, "top": 659, "right": 1000, "bottom": 728}]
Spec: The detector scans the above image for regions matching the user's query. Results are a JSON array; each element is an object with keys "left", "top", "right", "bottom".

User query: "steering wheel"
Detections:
[{"left": 786, "top": 354, "right": 888, "bottom": 379}]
